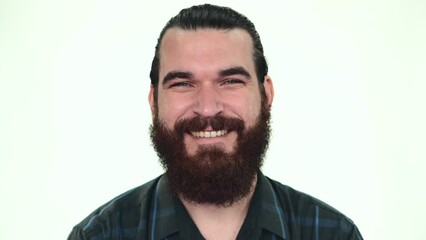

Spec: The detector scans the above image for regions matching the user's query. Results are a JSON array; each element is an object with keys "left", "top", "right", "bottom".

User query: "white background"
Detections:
[{"left": 1, "top": 0, "right": 425, "bottom": 239}]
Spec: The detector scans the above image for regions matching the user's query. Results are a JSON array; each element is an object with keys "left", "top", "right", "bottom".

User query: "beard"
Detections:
[{"left": 150, "top": 103, "right": 271, "bottom": 207}]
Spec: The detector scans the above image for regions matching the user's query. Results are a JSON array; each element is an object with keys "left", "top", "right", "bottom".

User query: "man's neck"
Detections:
[{"left": 180, "top": 174, "right": 257, "bottom": 240}]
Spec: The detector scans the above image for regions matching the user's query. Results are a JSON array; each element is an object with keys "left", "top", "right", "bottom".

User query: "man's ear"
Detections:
[
  {"left": 148, "top": 85, "right": 156, "bottom": 115},
  {"left": 263, "top": 76, "right": 274, "bottom": 108}
]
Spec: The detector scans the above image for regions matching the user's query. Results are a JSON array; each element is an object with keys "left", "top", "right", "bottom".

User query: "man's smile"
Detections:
[
  {"left": 191, "top": 130, "right": 228, "bottom": 138},
  {"left": 185, "top": 129, "right": 237, "bottom": 154}
]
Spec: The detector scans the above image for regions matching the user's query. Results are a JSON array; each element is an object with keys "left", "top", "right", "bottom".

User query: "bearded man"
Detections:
[{"left": 68, "top": 4, "right": 363, "bottom": 240}]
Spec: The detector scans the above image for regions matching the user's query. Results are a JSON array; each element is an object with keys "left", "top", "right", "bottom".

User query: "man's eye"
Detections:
[
  {"left": 170, "top": 82, "right": 193, "bottom": 88},
  {"left": 222, "top": 79, "right": 244, "bottom": 85}
]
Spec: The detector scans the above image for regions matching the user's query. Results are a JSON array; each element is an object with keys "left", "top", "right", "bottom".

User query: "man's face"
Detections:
[
  {"left": 149, "top": 28, "right": 273, "bottom": 155},
  {"left": 148, "top": 28, "right": 274, "bottom": 205}
]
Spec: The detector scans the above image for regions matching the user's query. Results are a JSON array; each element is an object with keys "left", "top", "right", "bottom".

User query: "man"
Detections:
[{"left": 68, "top": 4, "right": 363, "bottom": 240}]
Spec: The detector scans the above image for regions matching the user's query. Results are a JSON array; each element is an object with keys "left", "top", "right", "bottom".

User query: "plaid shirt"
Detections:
[{"left": 68, "top": 173, "right": 363, "bottom": 239}]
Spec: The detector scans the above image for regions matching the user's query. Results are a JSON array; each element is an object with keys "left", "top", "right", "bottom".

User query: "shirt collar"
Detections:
[
  {"left": 255, "top": 172, "right": 287, "bottom": 239},
  {"left": 151, "top": 175, "right": 179, "bottom": 240}
]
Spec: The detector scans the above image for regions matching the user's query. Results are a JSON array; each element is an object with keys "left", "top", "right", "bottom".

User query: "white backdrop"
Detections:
[{"left": 1, "top": 0, "right": 425, "bottom": 239}]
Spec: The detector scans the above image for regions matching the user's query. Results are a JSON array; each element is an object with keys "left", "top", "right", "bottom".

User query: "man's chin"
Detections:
[
  {"left": 183, "top": 133, "right": 237, "bottom": 155},
  {"left": 185, "top": 143, "right": 234, "bottom": 158}
]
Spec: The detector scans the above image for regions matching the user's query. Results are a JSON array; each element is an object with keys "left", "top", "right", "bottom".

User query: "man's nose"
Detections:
[{"left": 193, "top": 85, "right": 224, "bottom": 117}]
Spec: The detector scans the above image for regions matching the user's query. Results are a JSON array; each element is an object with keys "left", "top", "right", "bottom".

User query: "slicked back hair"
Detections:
[{"left": 149, "top": 4, "right": 268, "bottom": 103}]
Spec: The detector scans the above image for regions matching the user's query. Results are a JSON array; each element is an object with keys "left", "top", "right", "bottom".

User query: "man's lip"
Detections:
[{"left": 190, "top": 130, "right": 228, "bottom": 138}]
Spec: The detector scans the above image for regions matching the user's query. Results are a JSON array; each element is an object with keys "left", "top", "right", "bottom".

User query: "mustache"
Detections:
[{"left": 174, "top": 115, "right": 245, "bottom": 135}]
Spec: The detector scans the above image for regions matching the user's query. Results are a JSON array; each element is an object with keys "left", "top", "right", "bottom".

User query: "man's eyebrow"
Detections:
[
  {"left": 162, "top": 71, "right": 193, "bottom": 85},
  {"left": 219, "top": 66, "right": 252, "bottom": 79}
]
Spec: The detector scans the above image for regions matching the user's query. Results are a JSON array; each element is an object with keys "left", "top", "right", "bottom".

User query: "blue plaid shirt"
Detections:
[{"left": 68, "top": 173, "right": 363, "bottom": 239}]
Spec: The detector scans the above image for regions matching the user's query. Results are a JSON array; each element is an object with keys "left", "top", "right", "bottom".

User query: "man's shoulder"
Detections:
[
  {"left": 267, "top": 176, "right": 348, "bottom": 217},
  {"left": 265, "top": 176, "right": 362, "bottom": 239},
  {"left": 70, "top": 176, "right": 162, "bottom": 238}
]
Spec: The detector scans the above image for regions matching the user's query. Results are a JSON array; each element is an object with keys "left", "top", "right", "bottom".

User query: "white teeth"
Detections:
[{"left": 191, "top": 130, "right": 228, "bottom": 138}]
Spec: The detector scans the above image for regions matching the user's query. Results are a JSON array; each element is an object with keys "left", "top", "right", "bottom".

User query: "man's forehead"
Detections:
[
  {"left": 159, "top": 27, "right": 253, "bottom": 53},
  {"left": 158, "top": 28, "right": 255, "bottom": 77}
]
